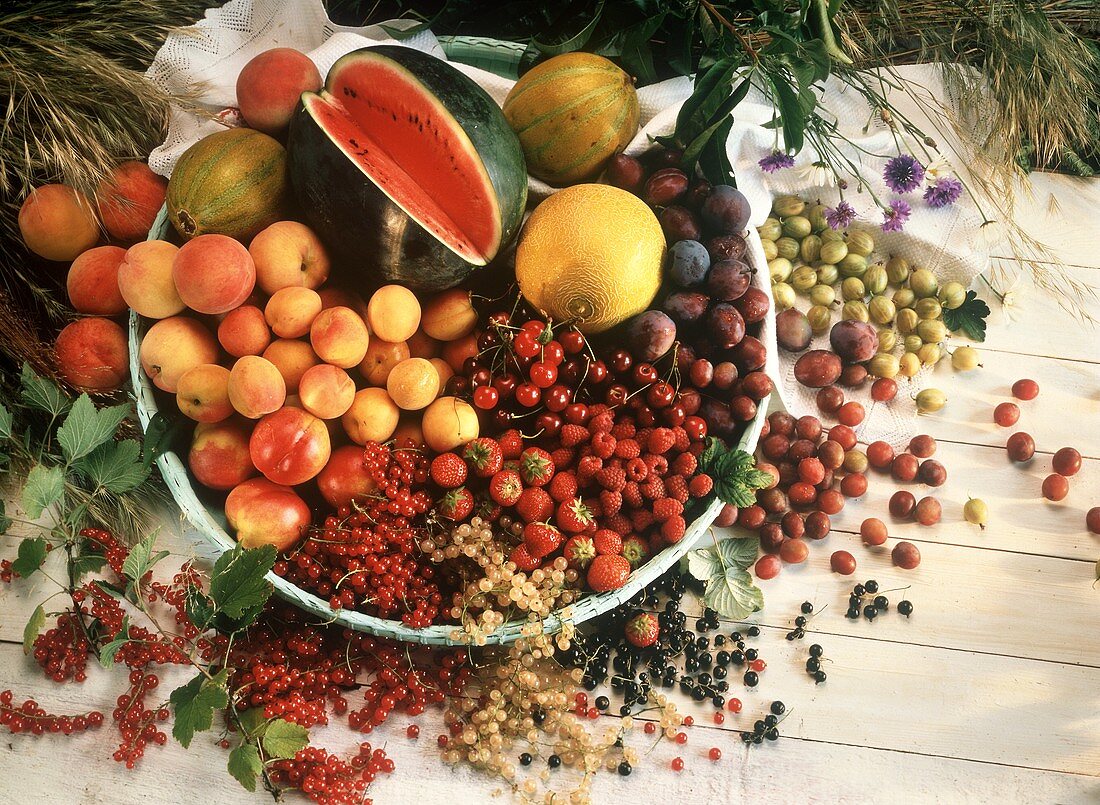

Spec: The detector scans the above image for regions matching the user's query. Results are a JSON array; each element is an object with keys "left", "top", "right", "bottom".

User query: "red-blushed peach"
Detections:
[
  {"left": 316, "top": 444, "right": 377, "bottom": 509},
  {"left": 310, "top": 306, "right": 369, "bottom": 368},
  {"left": 298, "top": 364, "right": 355, "bottom": 420},
  {"left": 188, "top": 419, "right": 256, "bottom": 490},
  {"left": 249, "top": 221, "right": 330, "bottom": 294},
  {"left": 386, "top": 357, "right": 440, "bottom": 411},
  {"left": 139, "top": 316, "right": 218, "bottom": 393},
  {"left": 262, "top": 338, "right": 320, "bottom": 392},
  {"left": 429, "top": 358, "right": 453, "bottom": 398},
  {"left": 421, "top": 396, "right": 479, "bottom": 453},
  {"left": 421, "top": 288, "right": 477, "bottom": 341},
  {"left": 236, "top": 48, "right": 322, "bottom": 137},
  {"left": 441, "top": 332, "right": 479, "bottom": 374},
  {"left": 392, "top": 414, "right": 425, "bottom": 449},
  {"left": 264, "top": 286, "right": 322, "bottom": 338},
  {"left": 406, "top": 328, "right": 442, "bottom": 359},
  {"left": 318, "top": 286, "right": 370, "bottom": 321},
  {"left": 95, "top": 161, "right": 167, "bottom": 243},
  {"left": 225, "top": 477, "right": 310, "bottom": 552},
  {"left": 176, "top": 363, "right": 233, "bottom": 423},
  {"left": 228, "top": 355, "right": 286, "bottom": 419},
  {"left": 118, "top": 240, "right": 184, "bottom": 319},
  {"left": 358, "top": 337, "right": 409, "bottom": 386},
  {"left": 249, "top": 406, "right": 331, "bottom": 485},
  {"left": 342, "top": 388, "right": 400, "bottom": 445},
  {"left": 54, "top": 317, "right": 128, "bottom": 392},
  {"left": 218, "top": 305, "right": 271, "bottom": 357},
  {"left": 18, "top": 184, "right": 99, "bottom": 262},
  {"left": 366, "top": 285, "right": 420, "bottom": 342},
  {"left": 66, "top": 245, "right": 127, "bottom": 315},
  {"left": 173, "top": 234, "right": 256, "bottom": 314}
]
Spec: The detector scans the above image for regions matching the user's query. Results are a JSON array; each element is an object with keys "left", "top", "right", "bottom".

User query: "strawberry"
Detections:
[
  {"left": 555, "top": 497, "right": 594, "bottom": 534},
  {"left": 596, "top": 466, "right": 626, "bottom": 491},
  {"left": 653, "top": 497, "right": 684, "bottom": 522},
  {"left": 599, "top": 489, "right": 622, "bottom": 516},
  {"left": 499, "top": 428, "right": 524, "bottom": 460},
  {"left": 647, "top": 427, "right": 676, "bottom": 454},
  {"left": 592, "top": 529, "right": 622, "bottom": 556},
  {"left": 524, "top": 522, "right": 564, "bottom": 559},
  {"left": 614, "top": 438, "right": 641, "bottom": 459},
  {"left": 548, "top": 471, "right": 578, "bottom": 503},
  {"left": 464, "top": 437, "right": 504, "bottom": 478},
  {"left": 590, "top": 431, "right": 617, "bottom": 459},
  {"left": 562, "top": 535, "right": 597, "bottom": 569},
  {"left": 622, "top": 535, "right": 650, "bottom": 568},
  {"left": 560, "top": 424, "right": 589, "bottom": 448},
  {"left": 515, "top": 487, "right": 553, "bottom": 523},
  {"left": 489, "top": 469, "right": 523, "bottom": 507},
  {"left": 509, "top": 543, "right": 540, "bottom": 571},
  {"left": 475, "top": 495, "right": 502, "bottom": 522},
  {"left": 519, "top": 447, "right": 555, "bottom": 487},
  {"left": 625, "top": 612, "right": 659, "bottom": 648},
  {"left": 429, "top": 452, "right": 467, "bottom": 489},
  {"left": 437, "top": 487, "right": 474, "bottom": 521},
  {"left": 689, "top": 473, "right": 714, "bottom": 497},
  {"left": 587, "top": 554, "right": 631, "bottom": 592},
  {"left": 660, "top": 515, "right": 686, "bottom": 544}
]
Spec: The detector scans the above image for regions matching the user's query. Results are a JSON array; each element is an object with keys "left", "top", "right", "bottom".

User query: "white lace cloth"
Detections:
[{"left": 147, "top": 0, "right": 990, "bottom": 448}]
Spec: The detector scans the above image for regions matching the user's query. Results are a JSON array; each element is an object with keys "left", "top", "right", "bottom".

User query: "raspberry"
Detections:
[
  {"left": 660, "top": 515, "right": 687, "bottom": 544},
  {"left": 648, "top": 427, "right": 676, "bottom": 454},
  {"left": 589, "top": 403, "right": 610, "bottom": 417},
  {"left": 625, "top": 457, "right": 649, "bottom": 482},
  {"left": 596, "top": 466, "right": 626, "bottom": 491},
  {"left": 599, "top": 489, "right": 623, "bottom": 516},
  {"left": 548, "top": 472, "right": 578, "bottom": 503},
  {"left": 672, "top": 453, "right": 697, "bottom": 476},
  {"left": 590, "top": 431, "right": 617, "bottom": 459},
  {"left": 610, "top": 421, "right": 636, "bottom": 440},
  {"left": 665, "top": 475, "right": 690, "bottom": 503},
  {"left": 673, "top": 427, "right": 691, "bottom": 451},
  {"left": 589, "top": 412, "right": 614, "bottom": 434},
  {"left": 614, "top": 438, "right": 641, "bottom": 459},
  {"left": 641, "top": 478, "right": 666, "bottom": 501},
  {"left": 550, "top": 448, "right": 576, "bottom": 470},
  {"left": 604, "top": 512, "right": 632, "bottom": 536},
  {"left": 560, "top": 424, "right": 589, "bottom": 447},
  {"left": 688, "top": 473, "right": 714, "bottom": 497},
  {"left": 653, "top": 497, "right": 684, "bottom": 522},
  {"left": 645, "top": 454, "right": 670, "bottom": 477},
  {"left": 631, "top": 509, "right": 656, "bottom": 531},
  {"left": 576, "top": 455, "right": 603, "bottom": 482},
  {"left": 622, "top": 481, "right": 643, "bottom": 508}
]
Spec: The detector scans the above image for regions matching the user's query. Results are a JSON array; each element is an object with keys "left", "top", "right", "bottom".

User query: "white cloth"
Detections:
[{"left": 147, "top": 0, "right": 989, "bottom": 447}]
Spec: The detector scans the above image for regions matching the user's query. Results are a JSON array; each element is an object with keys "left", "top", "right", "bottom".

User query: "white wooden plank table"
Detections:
[{"left": 1, "top": 171, "right": 1098, "bottom": 804}]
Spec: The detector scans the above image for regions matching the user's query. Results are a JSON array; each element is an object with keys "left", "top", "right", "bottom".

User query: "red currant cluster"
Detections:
[
  {"left": 112, "top": 670, "right": 170, "bottom": 768},
  {"left": 347, "top": 645, "right": 467, "bottom": 731},
  {"left": 32, "top": 612, "right": 90, "bottom": 683},
  {"left": 0, "top": 689, "right": 103, "bottom": 736},
  {"left": 267, "top": 743, "right": 394, "bottom": 805}
]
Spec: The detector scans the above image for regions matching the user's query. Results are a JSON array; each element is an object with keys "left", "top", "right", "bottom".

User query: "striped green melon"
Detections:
[
  {"left": 503, "top": 53, "right": 639, "bottom": 187},
  {"left": 166, "top": 128, "right": 289, "bottom": 242}
]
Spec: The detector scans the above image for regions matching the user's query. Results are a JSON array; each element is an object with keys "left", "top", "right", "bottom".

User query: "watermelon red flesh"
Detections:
[{"left": 307, "top": 58, "right": 500, "bottom": 265}]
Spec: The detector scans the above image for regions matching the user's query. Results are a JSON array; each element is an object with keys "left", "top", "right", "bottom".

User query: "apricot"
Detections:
[
  {"left": 250, "top": 406, "right": 331, "bottom": 485},
  {"left": 318, "top": 286, "right": 370, "bottom": 320},
  {"left": 118, "top": 240, "right": 184, "bottom": 319},
  {"left": 386, "top": 357, "right": 440, "bottom": 411},
  {"left": 176, "top": 363, "right": 233, "bottom": 423},
  {"left": 188, "top": 419, "right": 256, "bottom": 490},
  {"left": 225, "top": 477, "right": 309, "bottom": 551},
  {"left": 218, "top": 305, "right": 271, "bottom": 357},
  {"left": 359, "top": 338, "right": 409, "bottom": 386},
  {"left": 421, "top": 288, "right": 477, "bottom": 341},
  {"left": 250, "top": 221, "right": 330, "bottom": 294},
  {"left": 316, "top": 445, "right": 377, "bottom": 509},
  {"left": 310, "top": 306, "right": 370, "bottom": 369},
  {"left": 228, "top": 355, "right": 287, "bottom": 419},
  {"left": 430, "top": 358, "right": 454, "bottom": 397},
  {"left": 367, "top": 285, "right": 420, "bottom": 342},
  {"left": 66, "top": 245, "right": 127, "bottom": 315},
  {"left": 421, "top": 396, "right": 479, "bottom": 453},
  {"left": 95, "top": 161, "right": 167, "bottom": 243},
  {"left": 406, "top": 328, "right": 442, "bottom": 359},
  {"left": 140, "top": 316, "right": 218, "bottom": 393},
  {"left": 236, "top": 48, "right": 322, "bottom": 136},
  {"left": 265, "top": 286, "right": 322, "bottom": 338},
  {"left": 173, "top": 234, "right": 256, "bottom": 314},
  {"left": 441, "top": 331, "right": 479, "bottom": 374},
  {"left": 392, "top": 414, "right": 425, "bottom": 449},
  {"left": 298, "top": 364, "right": 356, "bottom": 420},
  {"left": 342, "top": 387, "right": 400, "bottom": 445},
  {"left": 55, "top": 317, "right": 128, "bottom": 392},
  {"left": 262, "top": 339, "right": 320, "bottom": 392},
  {"left": 18, "top": 184, "right": 99, "bottom": 262}
]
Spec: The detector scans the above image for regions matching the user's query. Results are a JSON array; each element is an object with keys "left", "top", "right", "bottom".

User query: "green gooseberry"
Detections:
[
  {"left": 838, "top": 253, "right": 868, "bottom": 278},
  {"left": 810, "top": 284, "right": 836, "bottom": 307},
  {"left": 775, "top": 237, "right": 800, "bottom": 261},
  {"left": 914, "top": 297, "right": 943, "bottom": 320},
  {"left": 896, "top": 308, "right": 920, "bottom": 335},
  {"left": 903, "top": 334, "right": 924, "bottom": 353},
  {"left": 773, "top": 195, "right": 805, "bottom": 217},
  {"left": 841, "top": 277, "right": 866, "bottom": 301},
  {"left": 758, "top": 217, "right": 783, "bottom": 241},
  {"left": 892, "top": 288, "right": 916, "bottom": 309},
  {"left": 847, "top": 229, "right": 875, "bottom": 257},
  {"left": 800, "top": 234, "right": 822, "bottom": 263},
  {"left": 877, "top": 328, "right": 898, "bottom": 353},
  {"left": 863, "top": 264, "right": 888, "bottom": 295},
  {"left": 791, "top": 265, "right": 818, "bottom": 292},
  {"left": 909, "top": 268, "right": 939, "bottom": 298},
  {"left": 769, "top": 258, "right": 793, "bottom": 283},
  {"left": 772, "top": 282, "right": 796, "bottom": 311},
  {"left": 817, "top": 264, "right": 840, "bottom": 286},
  {"left": 761, "top": 239, "right": 779, "bottom": 261},
  {"left": 807, "top": 204, "right": 830, "bottom": 233},
  {"left": 819, "top": 240, "right": 849, "bottom": 265},
  {"left": 917, "top": 319, "right": 948, "bottom": 344},
  {"left": 869, "top": 295, "right": 896, "bottom": 325},
  {"left": 868, "top": 352, "right": 900, "bottom": 379},
  {"left": 783, "top": 216, "right": 813, "bottom": 239},
  {"left": 885, "top": 255, "right": 910, "bottom": 285},
  {"left": 808, "top": 305, "right": 832, "bottom": 332},
  {"left": 842, "top": 300, "right": 869, "bottom": 322},
  {"left": 939, "top": 281, "right": 967, "bottom": 310}
]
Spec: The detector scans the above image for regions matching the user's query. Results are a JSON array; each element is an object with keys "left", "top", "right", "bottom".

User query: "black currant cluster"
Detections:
[
  {"left": 740, "top": 700, "right": 786, "bottom": 744},
  {"left": 785, "top": 601, "right": 818, "bottom": 640},
  {"left": 845, "top": 580, "right": 914, "bottom": 621},
  {"left": 806, "top": 643, "right": 827, "bottom": 684}
]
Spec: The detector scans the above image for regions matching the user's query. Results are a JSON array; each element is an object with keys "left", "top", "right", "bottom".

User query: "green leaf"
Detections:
[
  {"left": 942, "top": 291, "right": 990, "bottom": 343},
  {"left": 141, "top": 412, "right": 180, "bottom": 470},
  {"left": 696, "top": 117, "right": 736, "bottom": 186},
  {"left": 185, "top": 584, "right": 216, "bottom": 632},
  {"left": 20, "top": 363, "right": 71, "bottom": 417},
  {"left": 686, "top": 546, "right": 720, "bottom": 581},
  {"left": 237, "top": 707, "right": 268, "bottom": 738},
  {"left": 261, "top": 719, "right": 309, "bottom": 760},
  {"left": 57, "top": 395, "right": 129, "bottom": 463},
  {"left": 21, "top": 464, "right": 65, "bottom": 519},
  {"left": 99, "top": 636, "right": 129, "bottom": 669},
  {"left": 71, "top": 550, "right": 107, "bottom": 579},
  {"left": 209, "top": 545, "right": 277, "bottom": 620},
  {"left": 171, "top": 668, "right": 229, "bottom": 748},
  {"left": 769, "top": 73, "right": 806, "bottom": 153},
  {"left": 76, "top": 439, "right": 150, "bottom": 493},
  {"left": 711, "top": 449, "right": 771, "bottom": 508},
  {"left": 23, "top": 604, "right": 45, "bottom": 654},
  {"left": 533, "top": 0, "right": 603, "bottom": 55},
  {"left": 0, "top": 500, "right": 11, "bottom": 535},
  {"left": 228, "top": 743, "right": 263, "bottom": 792},
  {"left": 12, "top": 537, "right": 48, "bottom": 578},
  {"left": 704, "top": 567, "right": 765, "bottom": 620},
  {"left": 674, "top": 58, "right": 737, "bottom": 147},
  {"left": 716, "top": 534, "right": 760, "bottom": 568},
  {"left": 0, "top": 402, "right": 12, "bottom": 441},
  {"left": 122, "top": 532, "right": 169, "bottom": 584},
  {"left": 698, "top": 437, "right": 724, "bottom": 474}
]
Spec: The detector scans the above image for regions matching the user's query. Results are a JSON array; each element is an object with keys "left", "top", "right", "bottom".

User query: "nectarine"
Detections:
[
  {"left": 250, "top": 406, "right": 331, "bottom": 486},
  {"left": 236, "top": 48, "right": 322, "bottom": 137},
  {"left": 96, "top": 161, "right": 167, "bottom": 243},
  {"left": 139, "top": 316, "right": 218, "bottom": 393},
  {"left": 225, "top": 477, "right": 310, "bottom": 551},
  {"left": 55, "top": 317, "right": 128, "bottom": 392},
  {"left": 228, "top": 355, "right": 286, "bottom": 419},
  {"left": 298, "top": 364, "right": 356, "bottom": 420},
  {"left": 67, "top": 245, "right": 127, "bottom": 315},
  {"left": 218, "top": 305, "right": 271, "bottom": 357},
  {"left": 189, "top": 419, "right": 256, "bottom": 490},
  {"left": 317, "top": 445, "right": 377, "bottom": 509},
  {"left": 18, "top": 184, "right": 99, "bottom": 262},
  {"left": 173, "top": 234, "right": 256, "bottom": 315}
]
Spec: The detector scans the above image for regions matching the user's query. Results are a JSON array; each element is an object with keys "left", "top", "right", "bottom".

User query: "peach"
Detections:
[
  {"left": 96, "top": 161, "right": 167, "bottom": 243},
  {"left": 298, "top": 364, "right": 355, "bottom": 420},
  {"left": 367, "top": 285, "right": 420, "bottom": 342},
  {"left": 319, "top": 287, "right": 370, "bottom": 320},
  {"left": 430, "top": 358, "right": 454, "bottom": 397},
  {"left": 342, "top": 388, "right": 400, "bottom": 445},
  {"left": 228, "top": 355, "right": 286, "bottom": 419},
  {"left": 406, "top": 328, "right": 442, "bottom": 359},
  {"left": 236, "top": 48, "right": 322, "bottom": 137},
  {"left": 421, "top": 288, "right": 477, "bottom": 341},
  {"left": 264, "top": 286, "right": 322, "bottom": 338},
  {"left": 250, "top": 221, "right": 330, "bottom": 294},
  {"left": 218, "top": 305, "right": 271, "bottom": 357},
  {"left": 66, "top": 245, "right": 127, "bottom": 315},
  {"left": 310, "top": 306, "right": 369, "bottom": 368},
  {"left": 386, "top": 357, "right": 440, "bottom": 411},
  {"left": 359, "top": 337, "right": 409, "bottom": 386},
  {"left": 18, "top": 184, "right": 99, "bottom": 262},
  {"left": 188, "top": 419, "right": 256, "bottom": 490},
  {"left": 176, "top": 363, "right": 233, "bottom": 423},
  {"left": 421, "top": 396, "right": 479, "bottom": 453},
  {"left": 118, "top": 240, "right": 185, "bottom": 319},
  {"left": 173, "top": 234, "right": 256, "bottom": 314},
  {"left": 316, "top": 445, "right": 377, "bottom": 509},
  {"left": 262, "top": 339, "right": 320, "bottom": 392},
  {"left": 139, "top": 316, "right": 218, "bottom": 393},
  {"left": 441, "top": 332, "right": 479, "bottom": 374},
  {"left": 225, "top": 477, "right": 310, "bottom": 552},
  {"left": 392, "top": 415, "right": 425, "bottom": 449},
  {"left": 54, "top": 317, "right": 128, "bottom": 392},
  {"left": 250, "top": 406, "right": 331, "bottom": 485}
]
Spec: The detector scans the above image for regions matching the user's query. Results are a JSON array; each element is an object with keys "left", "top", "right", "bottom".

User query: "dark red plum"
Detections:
[
  {"left": 662, "top": 291, "right": 709, "bottom": 325},
  {"left": 829, "top": 320, "right": 879, "bottom": 364},
  {"left": 775, "top": 308, "right": 812, "bottom": 352},
  {"left": 706, "top": 259, "right": 751, "bottom": 301},
  {"left": 794, "top": 350, "right": 843, "bottom": 388},
  {"left": 700, "top": 185, "right": 751, "bottom": 234},
  {"left": 625, "top": 310, "right": 677, "bottom": 362},
  {"left": 659, "top": 205, "right": 702, "bottom": 243},
  {"left": 733, "top": 286, "right": 769, "bottom": 323},
  {"left": 706, "top": 303, "right": 746, "bottom": 348},
  {"left": 705, "top": 234, "right": 747, "bottom": 261},
  {"left": 602, "top": 154, "right": 645, "bottom": 193}
]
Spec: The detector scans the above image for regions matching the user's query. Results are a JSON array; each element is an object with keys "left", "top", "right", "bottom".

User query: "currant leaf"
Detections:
[
  {"left": 261, "top": 718, "right": 309, "bottom": 760},
  {"left": 57, "top": 395, "right": 129, "bottom": 463},
  {"left": 21, "top": 463, "right": 64, "bottom": 519},
  {"left": 227, "top": 742, "right": 263, "bottom": 792},
  {"left": 121, "top": 532, "right": 169, "bottom": 585},
  {"left": 20, "top": 363, "right": 71, "bottom": 417},
  {"left": 11, "top": 537, "right": 48, "bottom": 578},
  {"left": 23, "top": 604, "right": 44, "bottom": 655},
  {"left": 209, "top": 545, "right": 276, "bottom": 620},
  {"left": 171, "top": 668, "right": 229, "bottom": 748},
  {"left": 942, "top": 291, "right": 990, "bottom": 342}
]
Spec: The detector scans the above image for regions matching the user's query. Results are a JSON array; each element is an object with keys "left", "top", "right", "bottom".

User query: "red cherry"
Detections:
[
  {"left": 563, "top": 403, "right": 590, "bottom": 424},
  {"left": 544, "top": 384, "right": 572, "bottom": 412},
  {"left": 661, "top": 403, "right": 686, "bottom": 427},
  {"left": 513, "top": 332, "right": 540, "bottom": 358},
  {"left": 536, "top": 412, "right": 563, "bottom": 437},
  {"left": 471, "top": 367, "right": 491, "bottom": 387},
  {"left": 560, "top": 330, "right": 585, "bottom": 354},
  {"left": 587, "top": 360, "right": 609, "bottom": 385},
  {"left": 560, "top": 358, "right": 584, "bottom": 385},
  {"left": 520, "top": 320, "right": 545, "bottom": 337},
  {"left": 529, "top": 361, "right": 558, "bottom": 388},
  {"left": 473, "top": 386, "right": 499, "bottom": 410},
  {"left": 493, "top": 373, "right": 518, "bottom": 399},
  {"left": 632, "top": 363, "right": 658, "bottom": 385},
  {"left": 488, "top": 311, "right": 510, "bottom": 326},
  {"left": 606, "top": 384, "right": 629, "bottom": 407},
  {"left": 542, "top": 341, "right": 564, "bottom": 366},
  {"left": 683, "top": 416, "right": 707, "bottom": 440},
  {"left": 608, "top": 349, "right": 633, "bottom": 374},
  {"left": 515, "top": 383, "right": 541, "bottom": 408},
  {"left": 647, "top": 381, "right": 676, "bottom": 409}
]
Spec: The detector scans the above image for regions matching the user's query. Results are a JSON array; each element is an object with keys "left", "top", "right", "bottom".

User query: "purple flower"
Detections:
[
  {"left": 825, "top": 201, "right": 857, "bottom": 230},
  {"left": 758, "top": 151, "right": 795, "bottom": 173},
  {"left": 883, "top": 154, "right": 925, "bottom": 193},
  {"left": 882, "top": 199, "right": 911, "bottom": 232},
  {"left": 924, "top": 176, "right": 963, "bottom": 208}
]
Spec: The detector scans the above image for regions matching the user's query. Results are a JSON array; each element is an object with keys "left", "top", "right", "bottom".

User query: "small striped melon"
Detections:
[{"left": 503, "top": 53, "right": 639, "bottom": 187}]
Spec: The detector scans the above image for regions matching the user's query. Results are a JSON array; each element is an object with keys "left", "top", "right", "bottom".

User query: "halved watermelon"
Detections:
[{"left": 288, "top": 46, "right": 527, "bottom": 291}]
